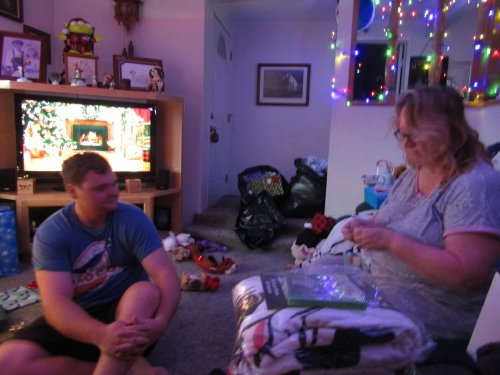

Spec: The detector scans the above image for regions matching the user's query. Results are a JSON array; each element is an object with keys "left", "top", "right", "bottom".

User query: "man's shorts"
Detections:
[{"left": 10, "top": 299, "right": 155, "bottom": 362}]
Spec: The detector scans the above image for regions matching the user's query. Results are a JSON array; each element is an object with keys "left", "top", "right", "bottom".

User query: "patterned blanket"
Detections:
[{"left": 228, "top": 270, "right": 434, "bottom": 375}]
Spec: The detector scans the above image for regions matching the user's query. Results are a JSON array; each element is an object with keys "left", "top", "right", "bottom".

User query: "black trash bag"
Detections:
[
  {"left": 237, "top": 165, "right": 289, "bottom": 206},
  {"left": 282, "top": 158, "right": 327, "bottom": 218},
  {"left": 235, "top": 191, "right": 287, "bottom": 249}
]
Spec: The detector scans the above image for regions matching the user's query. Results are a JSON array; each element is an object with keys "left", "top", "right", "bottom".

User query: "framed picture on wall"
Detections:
[
  {"left": 0, "top": 0, "right": 23, "bottom": 22},
  {"left": 0, "top": 30, "right": 47, "bottom": 82},
  {"left": 113, "top": 55, "right": 163, "bottom": 91},
  {"left": 64, "top": 53, "right": 98, "bottom": 86},
  {"left": 257, "top": 64, "right": 310, "bottom": 106}
]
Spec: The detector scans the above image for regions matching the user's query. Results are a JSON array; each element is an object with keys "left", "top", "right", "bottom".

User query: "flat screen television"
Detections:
[{"left": 14, "top": 94, "right": 157, "bottom": 187}]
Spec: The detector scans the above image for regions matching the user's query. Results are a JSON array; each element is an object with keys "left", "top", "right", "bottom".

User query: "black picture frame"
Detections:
[
  {"left": 0, "top": 0, "right": 23, "bottom": 22},
  {"left": 257, "top": 64, "right": 310, "bottom": 106}
]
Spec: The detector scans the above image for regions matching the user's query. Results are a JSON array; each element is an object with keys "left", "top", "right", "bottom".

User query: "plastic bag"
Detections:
[
  {"left": 282, "top": 158, "right": 327, "bottom": 218},
  {"left": 235, "top": 191, "right": 287, "bottom": 249}
]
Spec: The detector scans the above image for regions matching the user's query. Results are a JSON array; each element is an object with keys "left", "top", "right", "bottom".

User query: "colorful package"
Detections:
[{"left": 0, "top": 206, "right": 19, "bottom": 277}]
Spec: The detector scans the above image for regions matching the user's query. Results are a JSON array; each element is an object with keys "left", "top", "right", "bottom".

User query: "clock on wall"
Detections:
[{"left": 113, "top": 0, "right": 142, "bottom": 31}]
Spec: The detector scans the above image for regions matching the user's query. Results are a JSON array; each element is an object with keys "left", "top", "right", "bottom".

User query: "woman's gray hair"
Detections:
[{"left": 393, "top": 86, "right": 489, "bottom": 179}]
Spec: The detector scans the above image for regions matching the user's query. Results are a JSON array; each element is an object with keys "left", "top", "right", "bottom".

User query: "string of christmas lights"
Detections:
[{"left": 330, "top": 0, "right": 497, "bottom": 104}]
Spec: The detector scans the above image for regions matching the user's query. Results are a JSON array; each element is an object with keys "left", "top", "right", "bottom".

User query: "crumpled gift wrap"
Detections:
[{"left": 0, "top": 286, "right": 40, "bottom": 312}]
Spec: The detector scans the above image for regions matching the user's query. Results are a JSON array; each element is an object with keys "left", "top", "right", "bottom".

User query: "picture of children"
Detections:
[
  {"left": 1, "top": 35, "right": 42, "bottom": 79},
  {"left": 3, "top": 38, "right": 24, "bottom": 76}
]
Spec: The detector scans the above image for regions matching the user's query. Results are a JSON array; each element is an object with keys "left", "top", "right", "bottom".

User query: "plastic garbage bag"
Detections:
[
  {"left": 235, "top": 191, "right": 287, "bottom": 249},
  {"left": 282, "top": 157, "right": 327, "bottom": 218}
]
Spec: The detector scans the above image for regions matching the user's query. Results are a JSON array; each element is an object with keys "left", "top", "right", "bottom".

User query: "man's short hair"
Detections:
[{"left": 61, "top": 152, "right": 112, "bottom": 186}]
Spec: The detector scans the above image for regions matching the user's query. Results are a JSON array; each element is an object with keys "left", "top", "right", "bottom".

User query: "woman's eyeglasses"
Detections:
[{"left": 393, "top": 129, "right": 417, "bottom": 144}]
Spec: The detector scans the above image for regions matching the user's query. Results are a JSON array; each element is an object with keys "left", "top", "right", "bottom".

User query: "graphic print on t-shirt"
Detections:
[{"left": 72, "top": 240, "right": 123, "bottom": 296}]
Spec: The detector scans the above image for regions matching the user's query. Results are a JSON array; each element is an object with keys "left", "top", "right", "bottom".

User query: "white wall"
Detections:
[
  {"left": 0, "top": 0, "right": 55, "bottom": 72},
  {"left": 325, "top": 1, "right": 500, "bottom": 218},
  {"left": 227, "top": 18, "right": 336, "bottom": 193}
]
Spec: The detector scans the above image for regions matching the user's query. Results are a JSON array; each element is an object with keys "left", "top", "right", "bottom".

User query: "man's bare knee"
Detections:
[
  {"left": 0, "top": 340, "right": 50, "bottom": 374},
  {"left": 116, "top": 281, "right": 161, "bottom": 318}
]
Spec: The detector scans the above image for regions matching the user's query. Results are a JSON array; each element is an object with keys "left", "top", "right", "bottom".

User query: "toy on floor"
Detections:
[
  {"left": 163, "top": 231, "right": 196, "bottom": 261},
  {"left": 163, "top": 231, "right": 195, "bottom": 251},
  {"left": 187, "top": 243, "right": 237, "bottom": 274},
  {"left": 171, "top": 246, "right": 191, "bottom": 262},
  {"left": 197, "top": 239, "right": 230, "bottom": 254},
  {"left": 181, "top": 272, "right": 220, "bottom": 292}
]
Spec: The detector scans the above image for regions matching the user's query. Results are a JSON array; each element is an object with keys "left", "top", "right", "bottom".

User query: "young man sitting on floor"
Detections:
[{"left": 0, "top": 152, "right": 180, "bottom": 375}]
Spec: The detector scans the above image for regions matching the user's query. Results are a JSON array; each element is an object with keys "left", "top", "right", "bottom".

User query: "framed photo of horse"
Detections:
[{"left": 256, "top": 64, "right": 310, "bottom": 106}]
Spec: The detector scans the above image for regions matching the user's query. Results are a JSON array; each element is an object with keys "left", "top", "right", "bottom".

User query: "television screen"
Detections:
[{"left": 15, "top": 94, "right": 156, "bottom": 184}]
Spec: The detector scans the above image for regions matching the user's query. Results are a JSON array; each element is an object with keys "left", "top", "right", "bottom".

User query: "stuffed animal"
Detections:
[
  {"left": 197, "top": 239, "right": 229, "bottom": 254},
  {"left": 163, "top": 231, "right": 196, "bottom": 262},
  {"left": 58, "top": 18, "right": 102, "bottom": 55},
  {"left": 187, "top": 243, "right": 237, "bottom": 274},
  {"left": 181, "top": 272, "right": 220, "bottom": 292},
  {"left": 171, "top": 246, "right": 190, "bottom": 262},
  {"left": 162, "top": 231, "right": 195, "bottom": 252}
]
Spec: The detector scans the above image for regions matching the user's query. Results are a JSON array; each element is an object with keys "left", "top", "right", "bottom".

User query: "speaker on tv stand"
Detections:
[
  {"left": 156, "top": 169, "right": 170, "bottom": 190},
  {"left": 0, "top": 168, "right": 17, "bottom": 192}
]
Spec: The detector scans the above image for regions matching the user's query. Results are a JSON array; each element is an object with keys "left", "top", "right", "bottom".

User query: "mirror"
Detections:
[{"left": 350, "top": 0, "right": 481, "bottom": 104}]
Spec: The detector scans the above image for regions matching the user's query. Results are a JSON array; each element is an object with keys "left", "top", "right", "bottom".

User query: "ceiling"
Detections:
[
  {"left": 211, "top": 0, "right": 338, "bottom": 22},
  {"left": 211, "top": 0, "right": 472, "bottom": 24}
]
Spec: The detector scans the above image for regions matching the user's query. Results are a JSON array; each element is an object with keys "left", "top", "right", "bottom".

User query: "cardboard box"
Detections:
[
  {"left": 125, "top": 179, "right": 142, "bottom": 193},
  {"left": 16, "top": 178, "right": 36, "bottom": 194},
  {"left": 0, "top": 206, "right": 19, "bottom": 277}
]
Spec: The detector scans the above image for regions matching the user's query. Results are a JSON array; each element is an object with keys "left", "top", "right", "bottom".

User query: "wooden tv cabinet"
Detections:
[{"left": 0, "top": 81, "right": 184, "bottom": 257}]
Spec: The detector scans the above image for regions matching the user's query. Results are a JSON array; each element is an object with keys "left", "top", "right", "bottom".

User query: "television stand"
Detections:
[
  {"left": 52, "top": 185, "right": 66, "bottom": 192},
  {"left": 0, "top": 187, "right": 180, "bottom": 258},
  {"left": 0, "top": 81, "right": 183, "bottom": 258}
]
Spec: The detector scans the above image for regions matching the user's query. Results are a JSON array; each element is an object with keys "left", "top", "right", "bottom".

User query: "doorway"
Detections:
[{"left": 208, "top": 14, "right": 232, "bottom": 206}]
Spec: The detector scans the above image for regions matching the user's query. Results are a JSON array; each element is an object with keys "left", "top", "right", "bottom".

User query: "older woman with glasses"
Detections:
[{"left": 342, "top": 86, "right": 500, "bottom": 367}]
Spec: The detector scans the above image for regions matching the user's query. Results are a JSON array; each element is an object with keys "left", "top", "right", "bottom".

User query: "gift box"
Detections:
[
  {"left": 0, "top": 206, "right": 19, "bottom": 277},
  {"left": 247, "top": 173, "right": 285, "bottom": 197},
  {"left": 125, "top": 178, "right": 142, "bottom": 193},
  {"left": 364, "top": 186, "right": 388, "bottom": 209},
  {"left": 17, "top": 178, "right": 36, "bottom": 194}
]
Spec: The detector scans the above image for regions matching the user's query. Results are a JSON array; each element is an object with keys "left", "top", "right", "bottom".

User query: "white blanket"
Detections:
[{"left": 228, "top": 272, "right": 434, "bottom": 375}]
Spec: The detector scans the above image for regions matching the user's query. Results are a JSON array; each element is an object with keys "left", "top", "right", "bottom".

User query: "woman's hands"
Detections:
[
  {"left": 341, "top": 217, "right": 396, "bottom": 251},
  {"left": 342, "top": 217, "right": 500, "bottom": 291}
]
